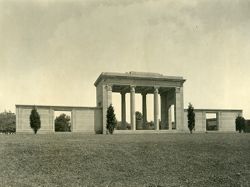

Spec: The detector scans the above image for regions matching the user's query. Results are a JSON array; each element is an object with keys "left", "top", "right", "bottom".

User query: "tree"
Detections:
[
  {"left": 235, "top": 115, "right": 245, "bottom": 133},
  {"left": 136, "top": 111, "right": 143, "bottom": 121},
  {"left": 30, "top": 107, "right": 41, "bottom": 134},
  {"left": 0, "top": 111, "right": 16, "bottom": 133},
  {"left": 135, "top": 111, "right": 143, "bottom": 130},
  {"left": 106, "top": 104, "right": 117, "bottom": 134},
  {"left": 55, "top": 113, "right": 71, "bottom": 132},
  {"left": 187, "top": 103, "right": 195, "bottom": 134}
]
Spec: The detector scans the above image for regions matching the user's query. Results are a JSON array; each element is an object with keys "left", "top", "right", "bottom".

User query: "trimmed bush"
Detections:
[
  {"left": 235, "top": 115, "right": 245, "bottom": 133},
  {"left": 187, "top": 103, "right": 195, "bottom": 134},
  {"left": 136, "top": 111, "right": 143, "bottom": 130},
  {"left": 106, "top": 104, "right": 117, "bottom": 134},
  {"left": 30, "top": 107, "right": 41, "bottom": 134}
]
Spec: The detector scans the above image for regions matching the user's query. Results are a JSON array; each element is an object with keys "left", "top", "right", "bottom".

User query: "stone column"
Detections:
[
  {"left": 121, "top": 92, "right": 126, "bottom": 128},
  {"left": 168, "top": 106, "right": 172, "bottom": 130},
  {"left": 154, "top": 87, "right": 159, "bottom": 130},
  {"left": 130, "top": 86, "right": 136, "bottom": 131},
  {"left": 160, "top": 93, "right": 167, "bottom": 129},
  {"left": 142, "top": 93, "right": 147, "bottom": 125}
]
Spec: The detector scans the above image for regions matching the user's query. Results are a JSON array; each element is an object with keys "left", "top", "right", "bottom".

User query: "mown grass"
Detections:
[{"left": 0, "top": 133, "right": 249, "bottom": 187}]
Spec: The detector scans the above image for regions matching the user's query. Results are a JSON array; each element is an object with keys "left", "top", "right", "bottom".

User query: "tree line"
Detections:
[{"left": 0, "top": 111, "right": 16, "bottom": 133}]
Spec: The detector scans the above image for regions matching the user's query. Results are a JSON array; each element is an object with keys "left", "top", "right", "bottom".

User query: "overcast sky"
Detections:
[{"left": 0, "top": 0, "right": 250, "bottom": 118}]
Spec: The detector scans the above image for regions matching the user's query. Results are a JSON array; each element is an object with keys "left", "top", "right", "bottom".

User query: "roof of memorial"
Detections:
[{"left": 94, "top": 71, "right": 185, "bottom": 86}]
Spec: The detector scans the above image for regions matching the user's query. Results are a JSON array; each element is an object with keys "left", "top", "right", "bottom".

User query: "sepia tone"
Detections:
[{"left": 1, "top": 1, "right": 250, "bottom": 186}]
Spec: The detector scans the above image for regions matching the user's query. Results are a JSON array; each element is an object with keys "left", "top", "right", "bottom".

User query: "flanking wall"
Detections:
[
  {"left": 16, "top": 105, "right": 53, "bottom": 133},
  {"left": 183, "top": 109, "right": 242, "bottom": 132},
  {"left": 16, "top": 105, "right": 102, "bottom": 134},
  {"left": 72, "top": 108, "right": 102, "bottom": 133},
  {"left": 16, "top": 105, "right": 242, "bottom": 134}
]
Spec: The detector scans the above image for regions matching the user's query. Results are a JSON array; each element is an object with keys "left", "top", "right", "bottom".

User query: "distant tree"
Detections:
[
  {"left": 106, "top": 104, "right": 117, "bottom": 134},
  {"left": 55, "top": 113, "right": 71, "bottom": 132},
  {"left": 187, "top": 103, "right": 195, "bottom": 134},
  {"left": 136, "top": 111, "right": 143, "bottom": 121},
  {"left": 30, "top": 107, "right": 41, "bottom": 134},
  {"left": 235, "top": 115, "right": 245, "bottom": 133},
  {"left": 136, "top": 111, "right": 143, "bottom": 130},
  {"left": 0, "top": 111, "right": 16, "bottom": 133}
]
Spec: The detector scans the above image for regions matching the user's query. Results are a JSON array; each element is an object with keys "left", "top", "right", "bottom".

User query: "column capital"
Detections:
[
  {"left": 154, "top": 86, "right": 159, "bottom": 93},
  {"left": 141, "top": 92, "right": 147, "bottom": 96},
  {"left": 175, "top": 87, "right": 181, "bottom": 93},
  {"left": 120, "top": 91, "right": 126, "bottom": 95},
  {"left": 105, "top": 85, "right": 112, "bottom": 91},
  {"left": 130, "top": 85, "right": 136, "bottom": 92}
]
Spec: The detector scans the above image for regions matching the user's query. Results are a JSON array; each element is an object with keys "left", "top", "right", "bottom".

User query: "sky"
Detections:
[{"left": 0, "top": 0, "right": 250, "bottom": 119}]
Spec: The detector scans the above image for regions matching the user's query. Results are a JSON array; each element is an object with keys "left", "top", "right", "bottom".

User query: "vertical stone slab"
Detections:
[
  {"left": 217, "top": 112, "right": 221, "bottom": 131},
  {"left": 194, "top": 111, "right": 203, "bottom": 131},
  {"left": 175, "top": 87, "right": 184, "bottom": 131},
  {"left": 18, "top": 107, "right": 33, "bottom": 133},
  {"left": 71, "top": 109, "right": 76, "bottom": 132},
  {"left": 130, "top": 86, "right": 136, "bottom": 131},
  {"left": 49, "top": 108, "right": 54, "bottom": 132},
  {"left": 154, "top": 87, "right": 159, "bottom": 130},
  {"left": 201, "top": 111, "right": 206, "bottom": 131},
  {"left": 73, "top": 108, "right": 96, "bottom": 133},
  {"left": 15, "top": 106, "right": 20, "bottom": 132},
  {"left": 218, "top": 111, "right": 242, "bottom": 131},
  {"left": 37, "top": 108, "right": 53, "bottom": 133}
]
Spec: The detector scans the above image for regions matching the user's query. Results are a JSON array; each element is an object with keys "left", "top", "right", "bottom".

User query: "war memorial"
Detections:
[{"left": 16, "top": 72, "right": 242, "bottom": 134}]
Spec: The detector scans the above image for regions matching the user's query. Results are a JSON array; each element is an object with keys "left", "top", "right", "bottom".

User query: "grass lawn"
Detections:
[{"left": 0, "top": 133, "right": 249, "bottom": 187}]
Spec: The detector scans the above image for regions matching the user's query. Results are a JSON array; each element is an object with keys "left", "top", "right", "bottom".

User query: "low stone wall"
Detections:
[
  {"left": 184, "top": 109, "right": 242, "bottom": 132},
  {"left": 16, "top": 105, "right": 54, "bottom": 133},
  {"left": 16, "top": 105, "right": 102, "bottom": 134},
  {"left": 72, "top": 108, "right": 102, "bottom": 133}
]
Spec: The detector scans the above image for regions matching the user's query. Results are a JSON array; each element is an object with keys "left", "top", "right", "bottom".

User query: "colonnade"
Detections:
[
  {"left": 117, "top": 86, "right": 177, "bottom": 130},
  {"left": 101, "top": 83, "right": 184, "bottom": 132}
]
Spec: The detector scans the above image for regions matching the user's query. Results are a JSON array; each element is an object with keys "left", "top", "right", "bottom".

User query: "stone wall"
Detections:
[
  {"left": 16, "top": 106, "right": 54, "bottom": 133},
  {"left": 16, "top": 105, "right": 102, "bottom": 134},
  {"left": 183, "top": 111, "right": 206, "bottom": 132},
  {"left": 16, "top": 104, "right": 242, "bottom": 134},
  {"left": 184, "top": 109, "right": 242, "bottom": 132},
  {"left": 218, "top": 111, "right": 241, "bottom": 131},
  {"left": 72, "top": 108, "right": 102, "bottom": 133}
]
